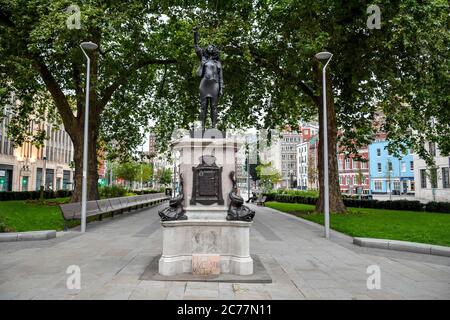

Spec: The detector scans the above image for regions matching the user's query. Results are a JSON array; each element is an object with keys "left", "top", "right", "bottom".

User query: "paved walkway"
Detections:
[{"left": 0, "top": 203, "right": 449, "bottom": 300}]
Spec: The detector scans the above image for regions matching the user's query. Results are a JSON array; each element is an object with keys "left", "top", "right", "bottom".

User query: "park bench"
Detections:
[
  {"left": 59, "top": 193, "right": 169, "bottom": 230},
  {"left": 256, "top": 195, "right": 267, "bottom": 206}
]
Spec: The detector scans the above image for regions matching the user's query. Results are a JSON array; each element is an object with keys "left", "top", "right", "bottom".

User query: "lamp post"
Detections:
[
  {"left": 141, "top": 144, "right": 144, "bottom": 191},
  {"left": 80, "top": 41, "right": 98, "bottom": 233},
  {"left": 246, "top": 137, "right": 251, "bottom": 201},
  {"left": 315, "top": 51, "right": 333, "bottom": 239}
]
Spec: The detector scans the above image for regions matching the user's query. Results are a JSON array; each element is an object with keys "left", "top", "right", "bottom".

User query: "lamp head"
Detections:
[
  {"left": 315, "top": 51, "right": 332, "bottom": 61},
  {"left": 80, "top": 41, "right": 98, "bottom": 50}
]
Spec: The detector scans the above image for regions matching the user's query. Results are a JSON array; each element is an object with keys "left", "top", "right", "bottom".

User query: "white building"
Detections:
[
  {"left": 259, "top": 130, "right": 283, "bottom": 189},
  {"left": 297, "top": 141, "right": 309, "bottom": 190},
  {"left": 0, "top": 107, "right": 74, "bottom": 192},
  {"left": 413, "top": 141, "right": 450, "bottom": 202}
]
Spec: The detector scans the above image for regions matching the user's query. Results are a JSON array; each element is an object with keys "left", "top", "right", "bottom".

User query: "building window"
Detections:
[
  {"left": 410, "top": 161, "right": 414, "bottom": 171},
  {"left": 376, "top": 148, "right": 381, "bottom": 157},
  {"left": 420, "top": 169, "right": 427, "bottom": 188},
  {"left": 374, "top": 181, "right": 382, "bottom": 190},
  {"left": 393, "top": 181, "right": 400, "bottom": 191},
  {"left": 410, "top": 181, "right": 415, "bottom": 192},
  {"left": 388, "top": 161, "right": 393, "bottom": 171},
  {"left": 443, "top": 167, "right": 450, "bottom": 189},
  {"left": 377, "top": 163, "right": 381, "bottom": 173},
  {"left": 345, "top": 159, "right": 350, "bottom": 169},
  {"left": 429, "top": 142, "right": 436, "bottom": 156},
  {"left": 401, "top": 162, "right": 406, "bottom": 172}
]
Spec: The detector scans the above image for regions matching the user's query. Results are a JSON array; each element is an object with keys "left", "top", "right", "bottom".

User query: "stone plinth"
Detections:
[
  {"left": 184, "top": 204, "right": 228, "bottom": 220},
  {"left": 158, "top": 220, "right": 253, "bottom": 276},
  {"left": 173, "top": 136, "right": 242, "bottom": 208}
]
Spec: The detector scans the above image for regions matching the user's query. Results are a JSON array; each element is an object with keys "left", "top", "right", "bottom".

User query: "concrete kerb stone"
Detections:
[
  {"left": 261, "top": 205, "right": 450, "bottom": 258},
  {"left": 353, "top": 237, "right": 450, "bottom": 257},
  {"left": 0, "top": 230, "right": 57, "bottom": 242},
  {"left": 0, "top": 233, "right": 18, "bottom": 242},
  {"left": 260, "top": 205, "right": 353, "bottom": 241},
  {"left": 430, "top": 245, "right": 450, "bottom": 257}
]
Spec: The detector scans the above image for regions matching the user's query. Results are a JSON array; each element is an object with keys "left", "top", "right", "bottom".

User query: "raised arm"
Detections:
[{"left": 193, "top": 28, "right": 202, "bottom": 60}]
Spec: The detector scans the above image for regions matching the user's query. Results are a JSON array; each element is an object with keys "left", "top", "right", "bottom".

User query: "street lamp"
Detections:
[
  {"left": 80, "top": 41, "right": 98, "bottom": 233},
  {"left": 315, "top": 51, "right": 333, "bottom": 239}
]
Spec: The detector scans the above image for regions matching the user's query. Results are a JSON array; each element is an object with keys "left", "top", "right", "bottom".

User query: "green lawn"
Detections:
[
  {"left": 0, "top": 193, "right": 145, "bottom": 232},
  {"left": 265, "top": 201, "right": 450, "bottom": 247},
  {"left": 0, "top": 198, "right": 76, "bottom": 232}
]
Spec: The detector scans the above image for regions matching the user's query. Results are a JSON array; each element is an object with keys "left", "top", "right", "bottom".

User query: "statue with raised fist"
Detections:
[{"left": 193, "top": 27, "right": 223, "bottom": 131}]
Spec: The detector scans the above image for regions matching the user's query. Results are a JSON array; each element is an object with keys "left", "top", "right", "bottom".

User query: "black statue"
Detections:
[
  {"left": 193, "top": 27, "right": 223, "bottom": 131},
  {"left": 158, "top": 174, "right": 187, "bottom": 221},
  {"left": 227, "top": 171, "right": 255, "bottom": 222}
]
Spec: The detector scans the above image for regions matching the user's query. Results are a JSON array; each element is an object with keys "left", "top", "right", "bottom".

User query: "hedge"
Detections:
[
  {"left": 0, "top": 190, "right": 72, "bottom": 201},
  {"left": 263, "top": 193, "right": 450, "bottom": 213},
  {"left": 133, "top": 189, "right": 163, "bottom": 195}
]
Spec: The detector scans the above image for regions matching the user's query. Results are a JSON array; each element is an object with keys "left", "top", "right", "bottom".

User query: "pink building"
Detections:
[{"left": 337, "top": 146, "right": 370, "bottom": 195}]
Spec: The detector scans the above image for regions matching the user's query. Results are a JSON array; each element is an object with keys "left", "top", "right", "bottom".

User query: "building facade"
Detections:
[
  {"left": 307, "top": 135, "right": 319, "bottom": 190},
  {"left": 0, "top": 108, "right": 74, "bottom": 192},
  {"left": 281, "top": 132, "right": 301, "bottom": 188},
  {"left": 368, "top": 140, "right": 415, "bottom": 195},
  {"left": 297, "top": 141, "right": 309, "bottom": 190},
  {"left": 413, "top": 142, "right": 450, "bottom": 202},
  {"left": 148, "top": 132, "right": 157, "bottom": 158},
  {"left": 338, "top": 147, "right": 370, "bottom": 195}
]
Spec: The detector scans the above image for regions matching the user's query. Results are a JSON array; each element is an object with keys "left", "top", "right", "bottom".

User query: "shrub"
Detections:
[
  {"left": 99, "top": 185, "right": 128, "bottom": 198},
  {"left": 0, "top": 190, "right": 72, "bottom": 201},
  {"left": 425, "top": 201, "right": 450, "bottom": 214},
  {"left": 133, "top": 189, "right": 161, "bottom": 195},
  {"left": 263, "top": 192, "right": 448, "bottom": 213},
  {"left": 274, "top": 189, "right": 319, "bottom": 198}
]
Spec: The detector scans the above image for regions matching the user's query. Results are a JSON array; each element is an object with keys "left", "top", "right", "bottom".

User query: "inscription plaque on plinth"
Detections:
[{"left": 191, "top": 155, "right": 224, "bottom": 205}]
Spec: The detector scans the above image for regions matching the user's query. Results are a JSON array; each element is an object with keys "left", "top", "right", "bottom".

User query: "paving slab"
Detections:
[
  {"left": 139, "top": 254, "right": 272, "bottom": 283},
  {"left": 0, "top": 203, "right": 449, "bottom": 300}
]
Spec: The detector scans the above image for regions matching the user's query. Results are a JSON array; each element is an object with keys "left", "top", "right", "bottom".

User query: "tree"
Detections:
[
  {"left": 156, "top": 167, "right": 172, "bottom": 187},
  {"left": 426, "top": 165, "right": 439, "bottom": 202},
  {"left": 137, "top": 163, "right": 153, "bottom": 186},
  {"left": 0, "top": 1, "right": 178, "bottom": 201},
  {"left": 256, "top": 162, "right": 282, "bottom": 192},
  {"left": 245, "top": 141, "right": 260, "bottom": 182},
  {"left": 242, "top": 0, "right": 449, "bottom": 213},
  {"left": 307, "top": 155, "right": 318, "bottom": 190},
  {"left": 113, "top": 162, "right": 140, "bottom": 187},
  {"left": 2, "top": 0, "right": 447, "bottom": 211}
]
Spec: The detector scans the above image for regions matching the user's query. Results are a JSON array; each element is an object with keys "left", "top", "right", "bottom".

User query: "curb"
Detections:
[
  {"left": 0, "top": 230, "right": 57, "bottom": 242},
  {"left": 258, "top": 204, "right": 353, "bottom": 241},
  {"left": 259, "top": 204, "right": 450, "bottom": 258},
  {"left": 353, "top": 237, "right": 450, "bottom": 257}
]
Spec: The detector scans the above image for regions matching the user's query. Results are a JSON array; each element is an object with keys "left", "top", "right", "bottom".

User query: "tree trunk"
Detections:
[
  {"left": 70, "top": 125, "right": 100, "bottom": 202},
  {"left": 315, "top": 64, "right": 346, "bottom": 214}
]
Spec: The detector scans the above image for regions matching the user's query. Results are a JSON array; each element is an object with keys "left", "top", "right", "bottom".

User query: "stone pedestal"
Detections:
[
  {"left": 158, "top": 134, "right": 254, "bottom": 276},
  {"left": 174, "top": 136, "right": 239, "bottom": 208},
  {"left": 159, "top": 220, "right": 253, "bottom": 276}
]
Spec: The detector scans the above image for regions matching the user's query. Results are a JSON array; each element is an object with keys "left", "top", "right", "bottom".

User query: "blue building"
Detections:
[{"left": 368, "top": 141, "right": 415, "bottom": 194}]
